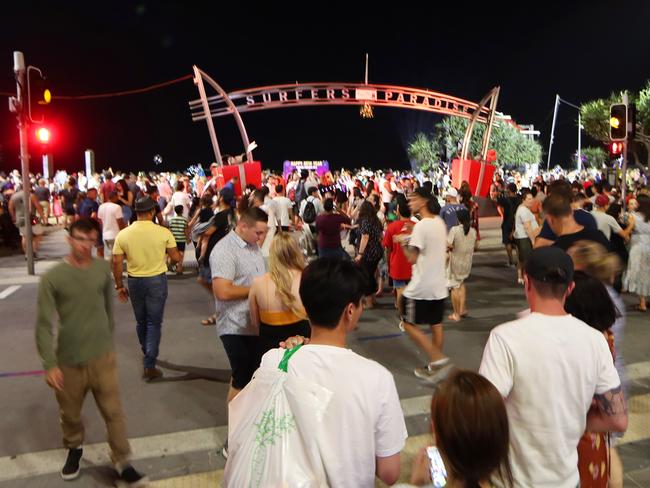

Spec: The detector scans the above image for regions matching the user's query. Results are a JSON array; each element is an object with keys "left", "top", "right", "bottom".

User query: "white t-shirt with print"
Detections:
[
  {"left": 403, "top": 216, "right": 448, "bottom": 300},
  {"left": 97, "top": 202, "right": 123, "bottom": 240},
  {"left": 479, "top": 312, "right": 621, "bottom": 488},
  {"left": 259, "top": 345, "right": 408, "bottom": 488},
  {"left": 272, "top": 196, "right": 293, "bottom": 227},
  {"left": 513, "top": 205, "right": 538, "bottom": 239}
]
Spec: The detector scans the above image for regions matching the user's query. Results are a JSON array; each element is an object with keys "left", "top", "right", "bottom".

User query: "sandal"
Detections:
[
  {"left": 636, "top": 306, "right": 648, "bottom": 313},
  {"left": 201, "top": 315, "right": 217, "bottom": 326}
]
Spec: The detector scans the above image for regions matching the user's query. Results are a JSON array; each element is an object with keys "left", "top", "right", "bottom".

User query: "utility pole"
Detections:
[
  {"left": 577, "top": 112, "right": 582, "bottom": 173},
  {"left": 547, "top": 94, "right": 559, "bottom": 171},
  {"left": 11, "top": 51, "right": 35, "bottom": 275},
  {"left": 621, "top": 92, "right": 629, "bottom": 206}
]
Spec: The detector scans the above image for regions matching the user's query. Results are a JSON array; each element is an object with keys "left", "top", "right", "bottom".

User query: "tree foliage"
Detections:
[
  {"left": 579, "top": 147, "right": 608, "bottom": 168},
  {"left": 406, "top": 132, "right": 438, "bottom": 172},
  {"left": 407, "top": 116, "right": 542, "bottom": 171}
]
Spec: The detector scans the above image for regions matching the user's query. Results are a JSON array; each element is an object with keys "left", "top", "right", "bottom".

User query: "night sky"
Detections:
[{"left": 2, "top": 1, "right": 650, "bottom": 174}]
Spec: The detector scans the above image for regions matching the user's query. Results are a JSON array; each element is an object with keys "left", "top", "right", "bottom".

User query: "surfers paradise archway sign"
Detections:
[{"left": 188, "top": 65, "right": 500, "bottom": 192}]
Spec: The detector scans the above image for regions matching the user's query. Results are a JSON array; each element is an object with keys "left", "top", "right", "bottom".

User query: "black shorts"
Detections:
[
  {"left": 515, "top": 237, "right": 533, "bottom": 264},
  {"left": 259, "top": 320, "right": 311, "bottom": 358},
  {"left": 64, "top": 208, "right": 76, "bottom": 217},
  {"left": 501, "top": 224, "right": 513, "bottom": 245},
  {"left": 400, "top": 295, "right": 445, "bottom": 326},
  {"left": 220, "top": 334, "right": 261, "bottom": 389},
  {"left": 176, "top": 242, "right": 186, "bottom": 252}
]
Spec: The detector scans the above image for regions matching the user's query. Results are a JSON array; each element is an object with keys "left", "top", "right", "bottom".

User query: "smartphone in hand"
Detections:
[{"left": 427, "top": 446, "right": 447, "bottom": 487}]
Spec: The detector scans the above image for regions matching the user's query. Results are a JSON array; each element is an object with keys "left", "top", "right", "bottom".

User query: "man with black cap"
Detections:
[
  {"left": 111, "top": 197, "right": 181, "bottom": 380},
  {"left": 479, "top": 247, "right": 627, "bottom": 487}
]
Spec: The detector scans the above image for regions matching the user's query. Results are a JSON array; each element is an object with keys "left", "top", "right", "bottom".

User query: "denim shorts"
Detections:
[{"left": 393, "top": 279, "right": 410, "bottom": 288}]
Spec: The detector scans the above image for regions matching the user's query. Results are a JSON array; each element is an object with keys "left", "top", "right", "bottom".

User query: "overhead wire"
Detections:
[{"left": 0, "top": 73, "right": 193, "bottom": 101}]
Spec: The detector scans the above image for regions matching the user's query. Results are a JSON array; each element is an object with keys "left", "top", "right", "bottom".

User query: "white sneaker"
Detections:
[{"left": 414, "top": 361, "right": 454, "bottom": 384}]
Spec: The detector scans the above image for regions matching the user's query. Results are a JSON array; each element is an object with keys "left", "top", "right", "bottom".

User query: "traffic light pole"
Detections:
[
  {"left": 14, "top": 51, "right": 35, "bottom": 275},
  {"left": 621, "top": 93, "right": 629, "bottom": 209}
]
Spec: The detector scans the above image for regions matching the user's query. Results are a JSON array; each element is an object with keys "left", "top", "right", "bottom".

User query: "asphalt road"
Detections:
[{"left": 0, "top": 222, "right": 648, "bottom": 487}]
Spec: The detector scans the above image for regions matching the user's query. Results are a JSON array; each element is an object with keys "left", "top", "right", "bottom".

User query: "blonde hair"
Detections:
[
  {"left": 269, "top": 232, "right": 307, "bottom": 318},
  {"left": 567, "top": 240, "right": 621, "bottom": 284}
]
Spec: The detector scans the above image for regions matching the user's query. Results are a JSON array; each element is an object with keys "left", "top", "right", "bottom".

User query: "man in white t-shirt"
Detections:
[
  {"left": 98, "top": 191, "right": 126, "bottom": 256},
  {"left": 229, "top": 258, "right": 407, "bottom": 487},
  {"left": 479, "top": 247, "right": 627, "bottom": 487},
  {"left": 398, "top": 188, "right": 452, "bottom": 383},
  {"left": 272, "top": 184, "right": 293, "bottom": 231},
  {"left": 591, "top": 194, "right": 635, "bottom": 242}
]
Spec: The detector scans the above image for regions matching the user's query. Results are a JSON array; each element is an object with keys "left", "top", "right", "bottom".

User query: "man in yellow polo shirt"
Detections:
[{"left": 112, "top": 197, "right": 181, "bottom": 381}]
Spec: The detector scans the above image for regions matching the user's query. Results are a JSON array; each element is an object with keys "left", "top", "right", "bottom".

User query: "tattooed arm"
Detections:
[{"left": 586, "top": 384, "right": 628, "bottom": 433}]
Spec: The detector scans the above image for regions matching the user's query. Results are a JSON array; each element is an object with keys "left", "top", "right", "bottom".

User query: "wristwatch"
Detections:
[{"left": 114, "top": 284, "right": 124, "bottom": 290}]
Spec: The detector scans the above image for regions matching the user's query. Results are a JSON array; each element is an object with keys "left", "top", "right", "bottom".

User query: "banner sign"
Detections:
[
  {"left": 190, "top": 83, "right": 491, "bottom": 123},
  {"left": 283, "top": 160, "right": 330, "bottom": 178}
]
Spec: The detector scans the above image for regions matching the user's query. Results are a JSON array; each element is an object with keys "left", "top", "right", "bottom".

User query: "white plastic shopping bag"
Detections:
[{"left": 223, "top": 346, "right": 333, "bottom": 487}]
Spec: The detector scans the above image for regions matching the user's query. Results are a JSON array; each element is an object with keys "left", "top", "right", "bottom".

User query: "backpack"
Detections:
[
  {"left": 295, "top": 180, "right": 307, "bottom": 205},
  {"left": 302, "top": 198, "right": 317, "bottom": 224}
]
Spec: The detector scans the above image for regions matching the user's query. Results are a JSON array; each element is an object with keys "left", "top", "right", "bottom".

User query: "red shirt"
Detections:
[{"left": 383, "top": 219, "right": 413, "bottom": 280}]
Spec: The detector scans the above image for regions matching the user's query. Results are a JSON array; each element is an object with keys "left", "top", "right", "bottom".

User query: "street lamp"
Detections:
[{"left": 547, "top": 95, "right": 583, "bottom": 172}]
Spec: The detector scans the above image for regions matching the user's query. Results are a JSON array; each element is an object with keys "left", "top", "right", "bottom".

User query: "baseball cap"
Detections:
[
  {"left": 595, "top": 194, "right": 609, "bottom": 207},
  {"left": 445, "top": 187, "right": 458, "bottom": 198},
  {"left": 525, "top": 247, "right": 574, "bottom": 284}
]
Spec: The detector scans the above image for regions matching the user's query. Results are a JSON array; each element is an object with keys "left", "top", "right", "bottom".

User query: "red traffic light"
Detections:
[
  {"left": 610, "top": 142, "right": 623, "bottom": 156},
  {"left": 36, "top": 127, "right": 50, "bottom": 143}
]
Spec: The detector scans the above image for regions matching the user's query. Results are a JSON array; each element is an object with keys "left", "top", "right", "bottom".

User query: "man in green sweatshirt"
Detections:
[{"left": 35, "top": 219, "right": 147, "bottom": 486}]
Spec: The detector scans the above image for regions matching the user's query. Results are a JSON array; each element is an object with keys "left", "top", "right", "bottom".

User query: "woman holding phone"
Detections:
[{"left": 404, "top": 370, "right": 513, "bottom": 488}]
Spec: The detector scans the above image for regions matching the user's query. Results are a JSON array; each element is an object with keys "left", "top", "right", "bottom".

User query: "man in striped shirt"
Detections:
[{"left": 169, "top": 205, "right": 189, "bottom": 275}]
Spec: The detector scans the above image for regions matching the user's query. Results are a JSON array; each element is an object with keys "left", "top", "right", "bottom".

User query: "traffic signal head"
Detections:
[
  {"left": 27, "top": 66, "right": 52, "bottom": 124},
  {"left": 36, "top": 127, "right": 51, "bottom": 144},
  {"left": 610, "top": 103, "right": 627, "bottom": 141},
  {"left": 609, "top": 141, "right": 623, "bottom": 156}
]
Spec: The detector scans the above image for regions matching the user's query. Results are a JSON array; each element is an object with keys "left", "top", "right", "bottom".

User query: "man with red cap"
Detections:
[{"left": 591, "top": 194, "right": 635, "bottom": 242}]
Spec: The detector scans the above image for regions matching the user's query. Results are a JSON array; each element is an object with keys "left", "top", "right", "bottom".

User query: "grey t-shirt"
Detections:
[{"left": 591, "top": 210, "right": 622, "bottom": 241}]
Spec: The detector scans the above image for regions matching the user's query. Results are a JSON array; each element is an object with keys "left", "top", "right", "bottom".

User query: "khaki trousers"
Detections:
[{"left": 55, "top": 351, "right": 131, "bottom": 464}]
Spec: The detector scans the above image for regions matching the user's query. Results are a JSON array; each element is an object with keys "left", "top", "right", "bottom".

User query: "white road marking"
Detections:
[
  {"left": 0, "top": 277, "right": 38, "bottom": 286},
  {"left": 0, "top": 285, "right": 21, "bottom": 299},
  {"left": 0, "top": 364, "right": 648, "bottom": 482},
  {"left": 0, "top": 425, "right": 229, "bottom": 482}
]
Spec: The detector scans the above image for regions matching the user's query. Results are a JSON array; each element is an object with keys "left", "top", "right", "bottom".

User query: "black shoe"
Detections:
[
  {"left": 118, "top": 465, "right": 148, "bottom": 487},
  {"left": 61, "top": 448, "right": 83, "bottom": 480}
]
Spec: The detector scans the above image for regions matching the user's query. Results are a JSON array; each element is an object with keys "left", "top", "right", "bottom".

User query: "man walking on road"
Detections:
[
  {"left": 112, "top": 197, "right": 181, "bottom": 381},
  {"left": 479, "top": 247, "right": 627, "bottom": 487},
  {"left": 98, "top": 191, "right": 126, "bottom": 258},
  {"left": 36, "top": 219, "right": 146, "bottom": 486},
  {"left": 210, "top": 207, "right": 268, "bottom": 457},
  {"left": 398, "top": 188, "right": 452, "bottom": 383},
  {"left": 9, "top": 186, "right": 45, "bottom": 257}
]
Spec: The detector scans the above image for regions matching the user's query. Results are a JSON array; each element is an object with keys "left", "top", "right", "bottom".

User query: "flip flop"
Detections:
[{"left": 201, "top": 316, "right": 216, "bottom": 325}]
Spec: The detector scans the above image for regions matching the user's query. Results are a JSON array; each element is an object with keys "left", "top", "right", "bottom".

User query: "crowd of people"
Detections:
[{"left": 1, "top": 160, "right": 647, "bottom": 487}]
